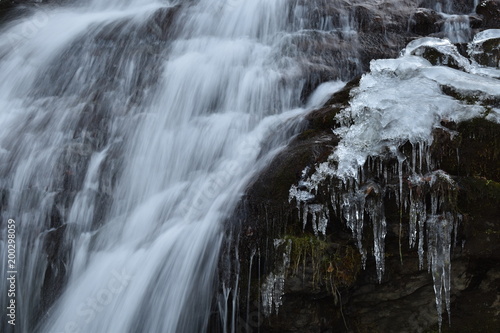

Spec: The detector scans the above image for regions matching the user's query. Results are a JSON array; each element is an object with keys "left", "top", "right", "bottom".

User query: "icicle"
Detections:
[
  {"left": 398, "top": 158, "right": 404, "bottom": 206},
  {"left": 261, "top": 239, "right": 292, "bottom": 316},
  {"left": 366, "top": 194, "right": 387, "bottom": 282},
  {"left": 453, "top": 214, "right": 462, "bottom": 248},
  {"left": 418, "top": 206, "right": 426, "bottom": 270},
  {"left": 426, "top": 214, "right": 454, "bottom": 331},
  {"left": 425, "top": 143, "right": 432, "bottom": 172},
  {"left": 311, "top": 207, "right": 318, "bottom": 235},
  {"left": 247, "top": 249, "right": 256, "bottom": 322},
  {"left": 342, "top": 188, "right": 368, "bottom": 265},
  {"left": 431, "top": 193, "right": 438, "bottom": 216},
  {"left": 419, "top": 141, "right": 424, "bottom": 172},
  {"left": 409, "top": 191, "right": 418, "bottom": 248},
  {"left": 382, "top": 160, "right": 387, "bottom": 183},
  {"left": 302, "top": 204, "right": 309, "bottom": 230},
  {"left": 318, "top": 208, "right": 329, "bottom": 236},
  {"left": 331, "top": 192, "right": 337, "bottom": 215},
  {"left": 411, "top": 142, "right": 417, "bottom": 172}
]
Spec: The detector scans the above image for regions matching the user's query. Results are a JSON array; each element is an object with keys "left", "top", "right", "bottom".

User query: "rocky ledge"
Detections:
[{"left": 229, "top": 29, "right": 500, "bottom": 333}]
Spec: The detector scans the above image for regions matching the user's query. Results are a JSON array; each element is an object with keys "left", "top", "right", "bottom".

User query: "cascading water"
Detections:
[
  {"left": 432, "top": 0, "right": 476, "bottom": 43},
  {"left": 0, "top": 0, "right": 340, "bottom": 332},
  {"left": 443, "top": 14, "right": 472, "bottom": 43}
]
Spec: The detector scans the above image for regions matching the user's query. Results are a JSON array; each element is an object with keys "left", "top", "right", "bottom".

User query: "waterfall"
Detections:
[
  {"left": 0, "top": 0, "right": 338, "bottom": 332},
  {"left": 443, "top": 14, "right": 472, "bottom": 43},
  {"left": 1, "top": 0, "right": 494, "bottom": 332}
]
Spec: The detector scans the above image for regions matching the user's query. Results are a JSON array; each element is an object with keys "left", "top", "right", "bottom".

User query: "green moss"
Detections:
[
  {"left": 458, "top": 177, "right": 500, "bottom": 218},
  {"left": 284, "top": 234, "right": 361, "bottom": 291}
]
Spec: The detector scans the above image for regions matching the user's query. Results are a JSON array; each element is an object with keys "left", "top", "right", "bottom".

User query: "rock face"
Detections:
[
  {"left": 285, "top": 0, "right": 493, "bottom": 101},
  {"left": 410, "top": 8, "right": 444, "bottom": 36},
  {"left": 476, "top": 0, "right": 500, "bottom": 29},
  {"left": 231, "top": 33, "right": 500, "bottom": 333},
  {"left": 0, "top": 0, "right": 68, "bottom": 23},
  {"left": 469, "top": 30, "right": 500, "bottom": 67}
]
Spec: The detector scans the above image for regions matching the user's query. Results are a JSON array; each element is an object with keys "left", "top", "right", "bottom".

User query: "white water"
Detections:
[{"left": 0, "top": 0, "right": 342, "bottom": 332}]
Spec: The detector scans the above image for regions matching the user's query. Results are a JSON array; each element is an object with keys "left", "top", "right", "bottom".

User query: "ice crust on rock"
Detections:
[
  {"left": 289, "top": 34, "right": 500, "bottom": 328},
  {"left": 471, "top": 29, "right": 500, "bottom": 44}
]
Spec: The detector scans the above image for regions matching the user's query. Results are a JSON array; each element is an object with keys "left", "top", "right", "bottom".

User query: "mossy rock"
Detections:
[{"left": 285, "top": 233, "right": 361, "bottom": 290}]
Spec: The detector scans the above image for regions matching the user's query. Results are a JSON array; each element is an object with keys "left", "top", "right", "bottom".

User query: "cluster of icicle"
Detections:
[
  {"left": 289, "top": 143, "right": 461, "bottom": 330},
  {"left": 284, "top": 32, "right": 500, "bottom": 329},
  {"left": 261, "top": 238, "right": 291, "bottom": 316},
  {"left": 289, "top": 138, "right": 463, "bottom": 331}
]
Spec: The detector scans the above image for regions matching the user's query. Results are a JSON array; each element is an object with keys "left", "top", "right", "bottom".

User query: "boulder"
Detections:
[
  {"left": 471, "top": 36, "right": 500, "bottom": 67},
  {"left": 410, "top": 8, "right": 444, "bottom": 36}
]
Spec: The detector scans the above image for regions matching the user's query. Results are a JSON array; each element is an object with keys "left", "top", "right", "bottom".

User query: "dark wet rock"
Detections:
[
  {"left": 469, "top": 14, "right": 484, "bottom": 28},
  {"left": 287, "top": 0, "right": 493, "bottom": 102},
  {"left": 291, "top": 29, "right": 410, "bottom": 101},
  {"left": 0, "top": 0, "right": 13, "bottom": 18},
  {"left": 471, "top": 37, "right": 500, "bottom": 67},
  {"left": 351, "top": 4, "right": 386, "bottom": 33},
  {"left": 454, "top": 42, "right": 470, "bottom": 57},
  {"left": 418, "top": 0, "right": 477, "bottom": 14},
  {"left": 358, "top": 32, "right": 411, "bottom": 69},
  {"left": 413, "top": 45, "right": 464, "bottom": 69},
  {"left": 452, "top": 0, "right": 478, "bottom": 14},
  {"left": 476, "top": 0, "right": 500, "bottom": 29},
  {"left": 435, "top": 117, "right": 500, "bottom": 182},
  {"left": 410, "top": 8, "right": 444, "bottom": 36},
  {"left": 0, "top": 0, "right": 67, "bottom": 22},
  {"left": 235, "top": 121, "right": 500, "bottom": 333}
]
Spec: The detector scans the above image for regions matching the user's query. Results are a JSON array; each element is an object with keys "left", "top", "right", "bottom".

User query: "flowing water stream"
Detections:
[{"left": 0, "top": 0, "right": 323, "bottom": 332}]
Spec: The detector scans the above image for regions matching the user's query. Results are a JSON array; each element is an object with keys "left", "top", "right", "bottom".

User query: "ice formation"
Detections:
[
  {"left": 261, "top": 238, "right": 291, "bottom": 316},
  {"left": 288, "top": 32, "right": 500, "bottom": 328}
]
